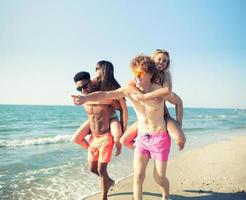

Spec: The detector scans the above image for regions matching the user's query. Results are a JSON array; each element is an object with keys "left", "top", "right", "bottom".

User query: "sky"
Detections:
[{"left": 0, "top": 0, "right": 246, "bottom": 109}]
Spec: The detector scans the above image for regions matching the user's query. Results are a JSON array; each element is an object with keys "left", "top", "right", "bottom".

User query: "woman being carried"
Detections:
[
  {"left": 121, "top": 49, "right": 185, "bottom": 150},
  {"left": 72, "top": 60, "right": 128, "bottom": 156}
]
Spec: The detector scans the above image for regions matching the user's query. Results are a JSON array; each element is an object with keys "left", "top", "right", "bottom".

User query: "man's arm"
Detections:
[
  {"left": 85, "top": 99, "right": 115, "bottom": 105},
  {"left": 72, "top": 87, "right": 128, "bottom": 106},
  {"left": 165, "top": 92, "right": 183, "bottom": 127}
]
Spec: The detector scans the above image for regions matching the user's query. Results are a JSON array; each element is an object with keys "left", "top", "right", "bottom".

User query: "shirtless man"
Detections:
[
  {"left": 72, "top": 55, "right": 175, "bottom": 200},
  {"left": 73, "top": 71, "right": 116, "bottom": 200}
]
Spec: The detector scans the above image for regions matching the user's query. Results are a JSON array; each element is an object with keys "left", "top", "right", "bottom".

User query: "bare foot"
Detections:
[
  {"left": 177, "top": 140, "right": 185, "bottom": 150},
  {"left": 176, "top": 136, "right": 186, "bottom": 151},
  {"left": 115, "top": 141, "right": 122, "bottom": 156},
  {"left": 162, "top": 195, "right": 171, "bottom": 200},
  {"left": 107, "top": 178, "right": 115, "bottom": 193}
]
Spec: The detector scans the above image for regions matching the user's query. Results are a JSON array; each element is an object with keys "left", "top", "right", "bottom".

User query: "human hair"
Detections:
[
  {"left": 131, "top": 54, "right": 157, "bottom": 82},
  {"left": 73, "top": 71, "right": 90, "bottom": 82},
  {"left": 151, "top": 49, "right": 171, "bottom": 85},
  {"left": 94, "top": 60, "right": 121, "bottom": 91},
  {"left": 131, "top": 55, "right": 156, "bottom": 75}
]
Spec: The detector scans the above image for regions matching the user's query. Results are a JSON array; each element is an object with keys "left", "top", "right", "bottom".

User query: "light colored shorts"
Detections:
[
  {"left": 134, "top": 131, "right": 171, "bottom": 161},
  {"left": 88, "top": 133, "right": 114, "bottom": 163},
  {"left": 110, "top": 111, "right": 119, "bottom": 121}
]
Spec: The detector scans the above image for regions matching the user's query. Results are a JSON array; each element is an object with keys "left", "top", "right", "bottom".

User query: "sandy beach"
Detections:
[{"left": 85, "top": 135, "right": 246, "bottom": 200}]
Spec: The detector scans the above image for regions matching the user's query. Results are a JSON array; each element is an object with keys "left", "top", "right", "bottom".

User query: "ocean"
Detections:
[{"left": 0, "top": 105, "right": 245, "bottom": 200}]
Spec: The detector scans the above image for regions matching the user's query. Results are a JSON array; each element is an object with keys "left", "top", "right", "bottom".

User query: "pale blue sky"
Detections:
[{"left": 0, "top": 0, "right": 246, "bottom": 108}]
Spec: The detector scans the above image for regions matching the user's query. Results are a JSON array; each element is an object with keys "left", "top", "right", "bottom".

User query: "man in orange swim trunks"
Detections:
[{"left": 73, "top": 71, "right": 115, "bottom": 200}]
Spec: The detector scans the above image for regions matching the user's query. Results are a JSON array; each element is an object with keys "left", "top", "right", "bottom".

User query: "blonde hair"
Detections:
[{"left": 151, "top": 49, "right": 171, "bottom": 86}]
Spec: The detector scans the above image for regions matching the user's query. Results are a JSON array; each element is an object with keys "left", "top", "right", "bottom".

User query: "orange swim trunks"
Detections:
[{"left": 88, "top": 133, "right": 114, "bottom": 163}]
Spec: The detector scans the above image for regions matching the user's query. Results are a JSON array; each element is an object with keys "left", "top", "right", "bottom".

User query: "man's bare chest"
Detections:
[{"left": 84, "top": 104, "right": 112, "bottom": 115}]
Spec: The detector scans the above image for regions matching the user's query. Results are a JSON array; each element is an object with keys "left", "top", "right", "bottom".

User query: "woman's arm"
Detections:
[
  {"left": 118, "top": 98, "right": 128, "bottom": 132},
  {"left": 128, "top": 72, "right": 172, "bottom": 100},
  {"left": 140, "top": 72, "right": 172, "bottom": 100},
  {"left": 126, "top": 79, "right": 171, "bottom": 101},
  {"left": 142, "top": 87, "right": 171, "bottom": 100}
]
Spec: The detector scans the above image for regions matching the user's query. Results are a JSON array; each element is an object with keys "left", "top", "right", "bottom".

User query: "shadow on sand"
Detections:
[{"left": 108, "top": 189, "right": 246, "bottom": 199}]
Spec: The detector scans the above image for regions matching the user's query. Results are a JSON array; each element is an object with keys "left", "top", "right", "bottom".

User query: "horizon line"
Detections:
[{"left": 0, "top": 103, "right": 245, "bottom": 110}]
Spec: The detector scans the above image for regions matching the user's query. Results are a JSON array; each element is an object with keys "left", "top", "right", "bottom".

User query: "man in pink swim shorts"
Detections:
[{"left": 134, "top": 131, "right": 171, "bottom": 161}]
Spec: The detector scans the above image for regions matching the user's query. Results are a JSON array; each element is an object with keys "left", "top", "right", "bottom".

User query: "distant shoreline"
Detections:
[{"left": 0, "top": 104, "right": 245, "bottom": 110}]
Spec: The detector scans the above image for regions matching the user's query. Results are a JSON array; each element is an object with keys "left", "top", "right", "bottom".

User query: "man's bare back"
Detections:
[{"left": 84, "top": 104, "right": 114, "bottom": 135}]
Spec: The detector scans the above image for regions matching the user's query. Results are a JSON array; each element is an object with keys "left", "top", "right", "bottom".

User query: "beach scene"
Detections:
[
  {"left": 0, "top": 106, "right": 246, "bottom": 199},
  {"left": 1, "top": 1, "right": 246, "bottom": 200}
]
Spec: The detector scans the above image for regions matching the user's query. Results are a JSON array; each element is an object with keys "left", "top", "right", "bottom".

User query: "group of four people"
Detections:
[{"left": 71, "top": 49, "right": 186, "bottom": 200}]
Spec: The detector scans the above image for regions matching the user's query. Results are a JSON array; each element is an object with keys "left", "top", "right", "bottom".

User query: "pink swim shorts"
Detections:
[{"left": 134, "top": 131, "right": 171, "bottom": 161}]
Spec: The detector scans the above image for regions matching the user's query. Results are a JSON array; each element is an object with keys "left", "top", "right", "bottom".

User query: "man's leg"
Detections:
[
  {"left": 88, "top": 161, "right": 99, "bottom": 176},
  {"left": 98, "top": 162, "right": 114, "bottom": 200},
  {"left": 97, "top": 134, "right": 114, "bottom": 200},
  {"left": 153, "top": 160, "right": 169, "bottom": 200},
  {"left": 133, "top": 150, "right": 149, "bottom": 200}
]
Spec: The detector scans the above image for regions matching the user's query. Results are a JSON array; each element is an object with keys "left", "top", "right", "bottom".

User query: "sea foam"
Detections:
[{"left": 0, "top": 135, "right": 72, "bottom": 148}]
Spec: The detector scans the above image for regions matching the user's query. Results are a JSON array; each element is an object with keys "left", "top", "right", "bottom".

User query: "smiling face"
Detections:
[
  {"left": 130, "top": 55, "right": 156, "bottom": 90},
  {"left": 95, "top": 64, "right": 102, "bottom": 79},
  {"left": 75, "top": 79, "right": 92, "bottom": 94},
  {"left": 153, "top": 52, "right": 169, "bottom": 71},
  {"left": 132, "top": 67, "right": 152, "bottom": 88}
]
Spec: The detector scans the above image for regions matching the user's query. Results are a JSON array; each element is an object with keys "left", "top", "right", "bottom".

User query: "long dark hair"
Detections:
[{"left": 94, "top": 60, "right": 121, "bottom": 91}]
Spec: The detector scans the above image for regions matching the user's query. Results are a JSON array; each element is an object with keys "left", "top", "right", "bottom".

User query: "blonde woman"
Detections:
[{"left": 121, "top": 49, "right": 185, "bottom": 150}]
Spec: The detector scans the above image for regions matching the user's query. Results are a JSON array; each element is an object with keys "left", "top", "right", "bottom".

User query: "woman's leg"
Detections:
[
  {"left": 110, "top": 119, "right": 122, "bottom": 156},
  {"left": 72, "top": 119, "right": 90, "bottom": 149},
  {"left": 120, "top": 122, "right": 138, "bottom": 149},
  {"left": 166, "top": 117, "right": 186, "bottom": 150}
]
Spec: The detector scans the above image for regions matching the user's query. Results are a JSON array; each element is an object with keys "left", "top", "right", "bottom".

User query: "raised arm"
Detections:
[
  {"left": 72, "top": 87, "right": 128, "bottom": 106},
  {"left": 165, "top": 92, "right": 183, "bottom": 127},
  {"left": 85, "top": 99, "right": 116, "bottom": 105}
]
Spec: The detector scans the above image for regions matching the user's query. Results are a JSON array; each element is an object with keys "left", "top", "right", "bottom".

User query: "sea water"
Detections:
[{"left": 0, "top": 105, "right": 245, "bottom": 199}]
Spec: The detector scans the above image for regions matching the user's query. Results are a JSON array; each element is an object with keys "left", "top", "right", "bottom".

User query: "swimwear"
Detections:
[
  {"left": 88, "top": 133, "right": 114, "bottom": 163},
  {"left": 134, "top": 130, "right": 171, "bottom": 161},
  {"left": 110, "top": 111, "right": 119, "bottom": 121}
]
